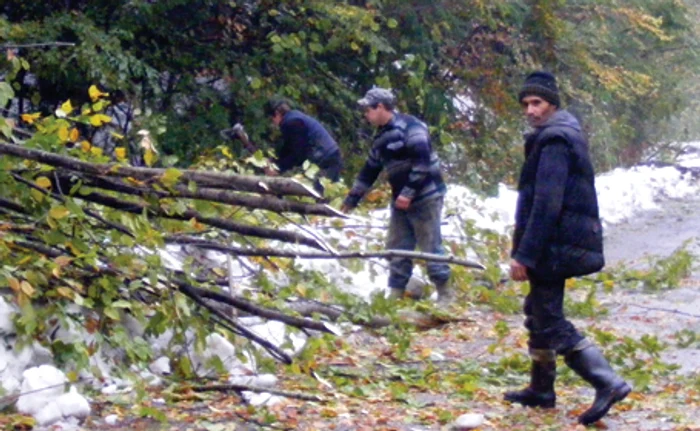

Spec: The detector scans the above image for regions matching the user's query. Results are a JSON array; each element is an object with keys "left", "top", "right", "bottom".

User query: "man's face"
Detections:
[
  {"left": 271, "top": 111, "right": 284, "bottom": 127},
  {"left": 521, "top": 95, "right": 557, "bottom": 127},
  {"left": 363, "top": 103, "right": 390, "bottom": 127}
]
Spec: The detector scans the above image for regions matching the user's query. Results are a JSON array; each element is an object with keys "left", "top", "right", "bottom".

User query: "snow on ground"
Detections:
[
  {"left": 677, "top": 141, "right": 700, "bottom": 168},
  {"left": 1, "top": 155, "right": 699, "bottom": 428}
]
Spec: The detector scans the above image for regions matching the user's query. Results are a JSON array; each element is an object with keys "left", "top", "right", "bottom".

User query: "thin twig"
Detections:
[
  {"left": 618, "top": 303, "right": 700, "bottom": 318},
  {"left": 1, "top": 42, "right": 76, "bottom": 49},
  {"left": 190, "top": 383, "right": 326, "bottom": 402},
  {"left": 165, "top": 235, "right": 485, "bottom": 269}
]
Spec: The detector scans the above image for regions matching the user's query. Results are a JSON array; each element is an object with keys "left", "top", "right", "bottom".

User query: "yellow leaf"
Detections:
[
  {"left": 20, "top": 280, "right": 35, "bottom": 297},
  {"left": 80, "top": 140, "right": 92, "bottom": 152},
  {"left": 110, "top": 131, "right": 124, "bottom": 140},
  {"left": 66, "top": 370, "right": 80, "bottom": 382},
  {"left": 58, "top": 126, "right": 70, "bottom": 142},
  {"left": 88, "top": 85, "right": 109, "bottom": 102},
  {"left": 221, "top": 146, "right": 233, "bottom": 159},
  {"left": 49, "top": 206, "right": 70, "bottom": 219},
  {"left": 189, "top": 217, "right": 205, "bottom": 231},
  {"left": 115, "top": 147, "right": 127, "bottom": 160},
  {"left": 57, "top": 287, "right": 74, "bottom": 299},
  {"left": 21, "top": 112, "right": 41, "bottom": 124},
  {"left": 65, "top": 242, "right": 80, "bottom": 255},
  {"left": 61, "top": 100, "right": 74, "bottom": 115},
  {"left": 54, "top": 256, "right": 73, "bottom": 267},
  {"left": 420, "top": 347, "right": 432, "bottom": 359},
  {"left": 69, "top": 128, "right": 79, "bottom": 142},
  {"left": 296, "top": 285, "right": 307, "bottom": 297},
  {"left": 125, "top": 177, "right": 145, "bottom": 186},
  {"left": 35, "top": 176, "right": 52, "bottom": 189},
  {"left": 90, "top": 146, "right": 103, "bottom": 157},
  {"left": 8, "top": 277, "right": 20, "bottom": 292},
  {"left": 144, "top": 149, "right": 155, "bottom": 166},
  {"left": 89, "top": 113, "right": 112, "bottom": 127},
  {"left": 52, "top": 267, "right": 62, "bottom": 278}
]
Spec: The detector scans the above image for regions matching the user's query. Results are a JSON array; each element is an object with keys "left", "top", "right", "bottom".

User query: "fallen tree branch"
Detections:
[
  {"left": 285, "top": 299, "right": 474, "bottom": 330},
  {"left": 11, "top": 172, "right": 135, "bottom": 238},
  {"left": 617, "top": 303, "right": 700, "bottom": 319},
  {"left": 71, "top": 188, "right": 324, "bottom": 249},
  {"left": 0, "top": 142, "right": 320, "bottom": 197},
  {"left": 165, "top": 235, "right": 486, "bottom": 269},
  {"left": 79, "top": 172, "right": 344, "bottom": 217},
  {"left": 174, "top": 280, "right": 294, "bottom": 364},
  {"left": 1, "top": 42, "right": 76, "bottom": 49},
  {"left": 190, "top": 383, "right": 326, "bottom": 402},
  {"left": 174, "top": 281, "right": 338, "bottom": 334}
]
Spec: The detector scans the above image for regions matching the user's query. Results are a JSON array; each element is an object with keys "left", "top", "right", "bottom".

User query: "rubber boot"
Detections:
[
  {"left": 435, "top": 280, "right": 455, "bottom": 308},
  {"left": 504, "top": 349, "right": 556, "bottom": 408},
  {"left": 564, "top": 341, "right": 632, "bottom": 425}
]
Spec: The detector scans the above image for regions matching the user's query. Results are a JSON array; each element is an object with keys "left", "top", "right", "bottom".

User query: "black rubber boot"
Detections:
[
  {"left": 564, "top": 342, "right": 632, "bottom": 425},
  {"left": 504, "top": 349, "right": 556, "bottom": 408}
]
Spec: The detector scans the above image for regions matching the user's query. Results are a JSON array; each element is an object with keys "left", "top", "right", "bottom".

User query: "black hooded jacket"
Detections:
[{"left": 512, "top": 110, "right": 604, "bottom": 278}]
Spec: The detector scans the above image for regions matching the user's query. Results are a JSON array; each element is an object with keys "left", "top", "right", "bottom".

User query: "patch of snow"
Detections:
[{"left": 15, "top": 365, "right": 90, "bottom": 426}]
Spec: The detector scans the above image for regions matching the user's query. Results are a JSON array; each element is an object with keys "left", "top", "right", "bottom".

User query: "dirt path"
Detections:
[{"left": 602, "top": 195, "right": 700, "bottom": 376}]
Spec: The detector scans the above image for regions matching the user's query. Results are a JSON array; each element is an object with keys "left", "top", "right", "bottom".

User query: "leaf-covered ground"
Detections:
[{"left": 32, "top": 279, "right": 697, "bottom": 431}]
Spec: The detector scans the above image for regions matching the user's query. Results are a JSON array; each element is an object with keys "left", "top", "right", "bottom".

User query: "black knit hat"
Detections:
[{"left": 518, "top": 71, "right": 560, "bottom": 107}]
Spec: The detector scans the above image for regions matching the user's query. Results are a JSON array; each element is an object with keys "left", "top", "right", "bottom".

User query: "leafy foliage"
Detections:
[{"left": 2, "top": 0, "right": 700, "bottom": 190}]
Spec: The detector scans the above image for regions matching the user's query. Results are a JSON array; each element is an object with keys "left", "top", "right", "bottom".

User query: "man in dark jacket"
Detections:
[
  {"left": 224, "top": 98, "right": 342, "bottom": 194},
  {"left": 340, "top": 88, "right": 453, "bottom": 306},
  {"left": 504, "top": 71, "right": 631, "bottom": 426}
]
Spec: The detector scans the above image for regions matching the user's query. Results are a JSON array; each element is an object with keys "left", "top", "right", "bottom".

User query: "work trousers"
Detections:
[{"left": 386, "top": 196, "right": 451, "bottom": 290}]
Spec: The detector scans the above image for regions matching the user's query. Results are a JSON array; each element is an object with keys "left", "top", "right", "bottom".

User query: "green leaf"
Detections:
[
  {"left": 160, "top": 168, "right": 183, "bottom": 188},
  {"left": 0, "top": 82, "right": 14, "bottom": 106}
]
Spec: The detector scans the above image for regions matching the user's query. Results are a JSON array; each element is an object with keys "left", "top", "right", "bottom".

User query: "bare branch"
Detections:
[
  {"left": 79, "top": 172, "right": 344, "bottom": 217},
  {"left": 0, "top": 142, "right": 320, "bottom": 198},
  {"left": 190, "top": 383, "right": 326, "bottom": 402},
  {"left": 165, "top": 236, "right": 486, "bottom": 269},
  {"left": 1, "top": 42, "right": 76, "bottom": 49}
]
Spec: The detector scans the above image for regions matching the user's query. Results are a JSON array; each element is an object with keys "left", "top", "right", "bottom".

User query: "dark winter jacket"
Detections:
[
  {"left": 343, "top": 112, "right": 446, "bottom": 208},
  {"left": 512, "top": 109, "right": 604, "bottom": 278},
  {"left": 275, "top": 110, "right": 341, "bottom": 173}
]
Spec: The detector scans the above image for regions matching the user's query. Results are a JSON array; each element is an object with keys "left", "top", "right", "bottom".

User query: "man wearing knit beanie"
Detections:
[
  {"left": 505, "top": 71, "right": 631, "bottom": 426},
  {"left": 518, "top": 71, "right": 561, "bottom": 108}
]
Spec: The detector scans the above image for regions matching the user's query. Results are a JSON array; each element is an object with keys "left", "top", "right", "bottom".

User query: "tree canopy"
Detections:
[{"left": 2, "top": 0, "right": 698, "bottom": 189}]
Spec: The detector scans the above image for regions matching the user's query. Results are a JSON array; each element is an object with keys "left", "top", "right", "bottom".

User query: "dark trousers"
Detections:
[
  {"left": 524, "top": 272, "right": 584, "bottom": 354},
  {"left": 386, "top": 196, "right": 451, "bottom": 289},
  {"left": 313, "top": 151, "right": 342, "bottom": 195}
]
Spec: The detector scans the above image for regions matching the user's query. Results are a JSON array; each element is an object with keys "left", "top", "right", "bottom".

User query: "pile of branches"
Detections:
[{"left": 0, "top": 142, "right": 482, "bottom": 364}]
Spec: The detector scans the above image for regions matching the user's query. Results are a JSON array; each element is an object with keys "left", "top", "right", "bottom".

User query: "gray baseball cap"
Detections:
[{"left": 357, "top": 87, "right": 396, "bottom": 108}]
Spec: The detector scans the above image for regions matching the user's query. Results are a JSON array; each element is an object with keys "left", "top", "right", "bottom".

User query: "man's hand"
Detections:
[
  {"left": 394, "top": 195, "right": 412, "bottom": 210},
  {"left": 509, "top": 259, "right": 529, "bottom": 281}
]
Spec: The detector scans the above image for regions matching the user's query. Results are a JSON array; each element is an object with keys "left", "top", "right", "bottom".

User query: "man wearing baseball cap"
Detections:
[{"left": 341, "top": 88, "right": 454, "bottom": 307}]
